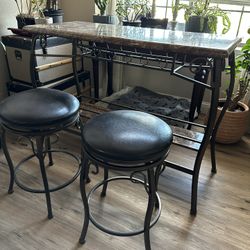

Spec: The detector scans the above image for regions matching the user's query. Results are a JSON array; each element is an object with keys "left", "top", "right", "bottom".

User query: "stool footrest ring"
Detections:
[
  {"left": 14, "top": 150, "right": 80, "bottom": 193},
  {"left": 87, "top": 176, "right": 161, "bottom": 237}
]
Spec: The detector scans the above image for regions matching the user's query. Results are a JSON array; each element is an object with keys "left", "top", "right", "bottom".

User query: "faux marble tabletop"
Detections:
[{"left": 24, "top": 21, "right": 241, "bottom": 58}]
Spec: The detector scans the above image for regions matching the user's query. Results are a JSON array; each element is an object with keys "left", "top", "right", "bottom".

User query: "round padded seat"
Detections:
[
  {"left": 83, "top": 110, "right": 173, "bottom": 164},
  {"left": 0, "top": 88, "right": 79, "bottom": 133},
  {"left": 79, "top": 110, "right": 173, "bottom": 248},
  {"left": 0, "top": 88, "right": 81, "bottom": 219}
]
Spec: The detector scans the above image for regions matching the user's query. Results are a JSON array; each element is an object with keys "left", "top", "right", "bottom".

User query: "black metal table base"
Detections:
[{"left": 29, "top": 34, "right": 237, "bottom": 216}]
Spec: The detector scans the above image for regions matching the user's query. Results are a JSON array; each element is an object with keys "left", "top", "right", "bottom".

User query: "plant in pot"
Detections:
[
  {"left": 44, "top": 0, "right": 64, "bottom": 23},
  {"left": 216, "top": 29, "right": 250, "bottom": 144},
  {"left": 14, "top": 0, "right": 46, "bottom": 29},
  {"left": 140, "top": 0, "right": 168, "bottom": 30},
  {"left": 116, "top": 0, "right": 151, "bottom": 27},
  {"left": 170, "top": 0, "right": 181, "bottom": 30},
  {"left": 93, "top": 0, "right": 116, "bottom": 24},
  {"left": 182, "top": 0, "right": 231, "bottom": 34}
]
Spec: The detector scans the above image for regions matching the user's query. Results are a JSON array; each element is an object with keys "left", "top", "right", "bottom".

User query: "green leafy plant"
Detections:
[
  {"left": 116, "top": 0, "right": 151, "bottom": 22},
  {"left": 14, "top": 0, "right": 46, "bottom": 18},
  {"left": 172, "top": 0, "right": 181, "bottom": 22},
  {"left": 95, "top": 0, "right": 110, "bottom": 16},
  {"left": 182, "top": 0, "right": 231, "bottom": 34},
  {"left": 228, "top": 29, "right": 250, "bottom": 111}
]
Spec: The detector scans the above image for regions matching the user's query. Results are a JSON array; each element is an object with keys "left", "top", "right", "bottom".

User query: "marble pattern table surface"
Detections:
[{"left": 24, "top": 21, "right": 241, "bottom": 58}]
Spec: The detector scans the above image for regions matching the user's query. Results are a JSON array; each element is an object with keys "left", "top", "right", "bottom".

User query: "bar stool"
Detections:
[
  {"left": 0, "top": 88, "right": 80, "bottom": 219},
  {"left": 79, "top": 110, "right": 173, "bottom": 250},
  {"left": 0, "top": 131, "right": 15, "bottom": 194}
]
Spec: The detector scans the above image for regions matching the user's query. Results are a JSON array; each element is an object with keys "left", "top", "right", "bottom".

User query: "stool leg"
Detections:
[
  {"left": 144, "top": 168, "right": 156, "bottom": 250},
  {"left": 154, "top": 164, "right": 166, "bottom": 209},
  {"left": 86, "top": 163, "right": 99, "bottom": 183},
  {"left": 36, "top": 136, "right": 53, "bottom": 219},
  {"left": 46, "top": 136, "right": 54, "bottom": 166},
  {"left": 91, "top": 164, "right": 99, "bottom": 175},
  {"left": 79, "top": 154, "right": 90, "bottom": 244},
  {"left": 1, "top": 128, "right": 14, "bottom": 194},
  {"left": 154, "top": 166, "right": 161, "bottom": 209},
  {"left": 101, "top": 167, "right": 109, "bottom": 197},
  {"left": 85, "top": 162, "right": 91, "bottom": 183},
  {"left": 210, "top": 137, "right": 217, "bottom": 174}
]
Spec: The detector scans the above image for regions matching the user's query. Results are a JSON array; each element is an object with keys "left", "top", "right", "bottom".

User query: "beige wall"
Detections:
[
  {"left": 61, "top": 0, "right": 95, "bottom": 22},
  {"left": 0, "top": 0, "right": 19, "bottom": 100}
]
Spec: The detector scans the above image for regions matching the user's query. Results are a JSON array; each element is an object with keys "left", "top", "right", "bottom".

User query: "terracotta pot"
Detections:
[{"left": 216, "top": 101, "right": 249, "bottom": 144}]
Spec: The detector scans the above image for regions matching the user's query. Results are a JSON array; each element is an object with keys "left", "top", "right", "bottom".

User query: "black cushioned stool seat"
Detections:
[
  {"left": 83, "top": 110, "right": 172, "bottom": 164},
  {"left": 0, "top": 88, "right": 79, "bottom": 134},
  {"left": 0, "top": 88, "right": 80, "bottom": 219},
  {"left": 79, "top": 110, "right": 173, "bottom": 250}
]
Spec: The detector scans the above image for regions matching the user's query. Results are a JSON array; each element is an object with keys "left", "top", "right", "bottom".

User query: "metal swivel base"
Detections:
[
  {"left": 14, "top": 150, "right": 80, "bottom": 193},
  {"left": 87, "top": 176, "right": 161, "bottom": 237}
]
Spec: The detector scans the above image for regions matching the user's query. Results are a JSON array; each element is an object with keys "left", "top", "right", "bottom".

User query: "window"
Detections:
[{"left": 152, "top": 0, "right": 250, "bottom": 42}]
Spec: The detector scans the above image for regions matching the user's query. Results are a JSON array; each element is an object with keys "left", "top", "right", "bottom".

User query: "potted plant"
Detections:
[
  {"left": 116, "top": 0, "right": 151, "bottom": 26},
  {"left": 14, "top": 0, "right": 46, "bottom": 29},
  {"left": 169, "top": 0, "right": 180, "bottom": 30},
  {"left": 44, "top": 0, "right": 64, "bottom": 23},
  {"left": 182, "top": 0, "right": 231, "bottom": 34},
  {"left": 93, "top": 0, "right": 116, "bottom": 24},
  {"left": 140, "top": 0, "right": 168, "bottom": 29},
  {"left": 216, "top": 29, "right": 250, "bottom": 144}
]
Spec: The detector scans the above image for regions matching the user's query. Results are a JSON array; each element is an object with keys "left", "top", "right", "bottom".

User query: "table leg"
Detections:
[
  {"left": 72, "top": 40, "right": 82, "bottom": 97},
  {"left": 92, "top": 58, "right": 99, "bottom": 99},
  {"left": 191, "top": 58, "right": 223, "bottom": 215},
  {"left": 107, "top": 58, "right": 113, "bottom": 96},
  {"left": 210, "top": 52, "right": 236, "bottom": 173}
]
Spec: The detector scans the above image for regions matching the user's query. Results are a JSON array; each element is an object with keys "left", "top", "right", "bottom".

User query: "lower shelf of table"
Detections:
[{"left": 79, "top": 102, "right": 204, "bottom": 152}]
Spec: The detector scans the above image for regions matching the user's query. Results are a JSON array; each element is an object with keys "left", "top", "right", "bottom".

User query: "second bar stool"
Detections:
[
  {"left": 0, "top": 88, "right": 80, "bottom": 219},
  {"left": 79, "top": 110, "right": 173, "bottom": 250}
]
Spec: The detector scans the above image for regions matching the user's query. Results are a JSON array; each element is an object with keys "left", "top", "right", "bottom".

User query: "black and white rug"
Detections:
[{"left": 106, "top": 86, "right": 192, "bottom": 127}]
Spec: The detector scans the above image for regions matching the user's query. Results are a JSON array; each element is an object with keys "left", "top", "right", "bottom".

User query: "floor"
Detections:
[{"left": 0, "top": 132, "right": 249, "bottom": 250}]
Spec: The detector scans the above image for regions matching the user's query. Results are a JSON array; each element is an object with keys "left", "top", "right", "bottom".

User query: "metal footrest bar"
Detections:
[
  {"left": 87, "top": 176, "right": 161, "bottom": 237},
  {"left": 14, "top": 150, "right": 80, "bottom": 193}
]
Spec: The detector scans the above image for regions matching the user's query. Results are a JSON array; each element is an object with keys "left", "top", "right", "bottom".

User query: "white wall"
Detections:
[{"left": 0, "top": 0, "right": 19, "bottom": 100}]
